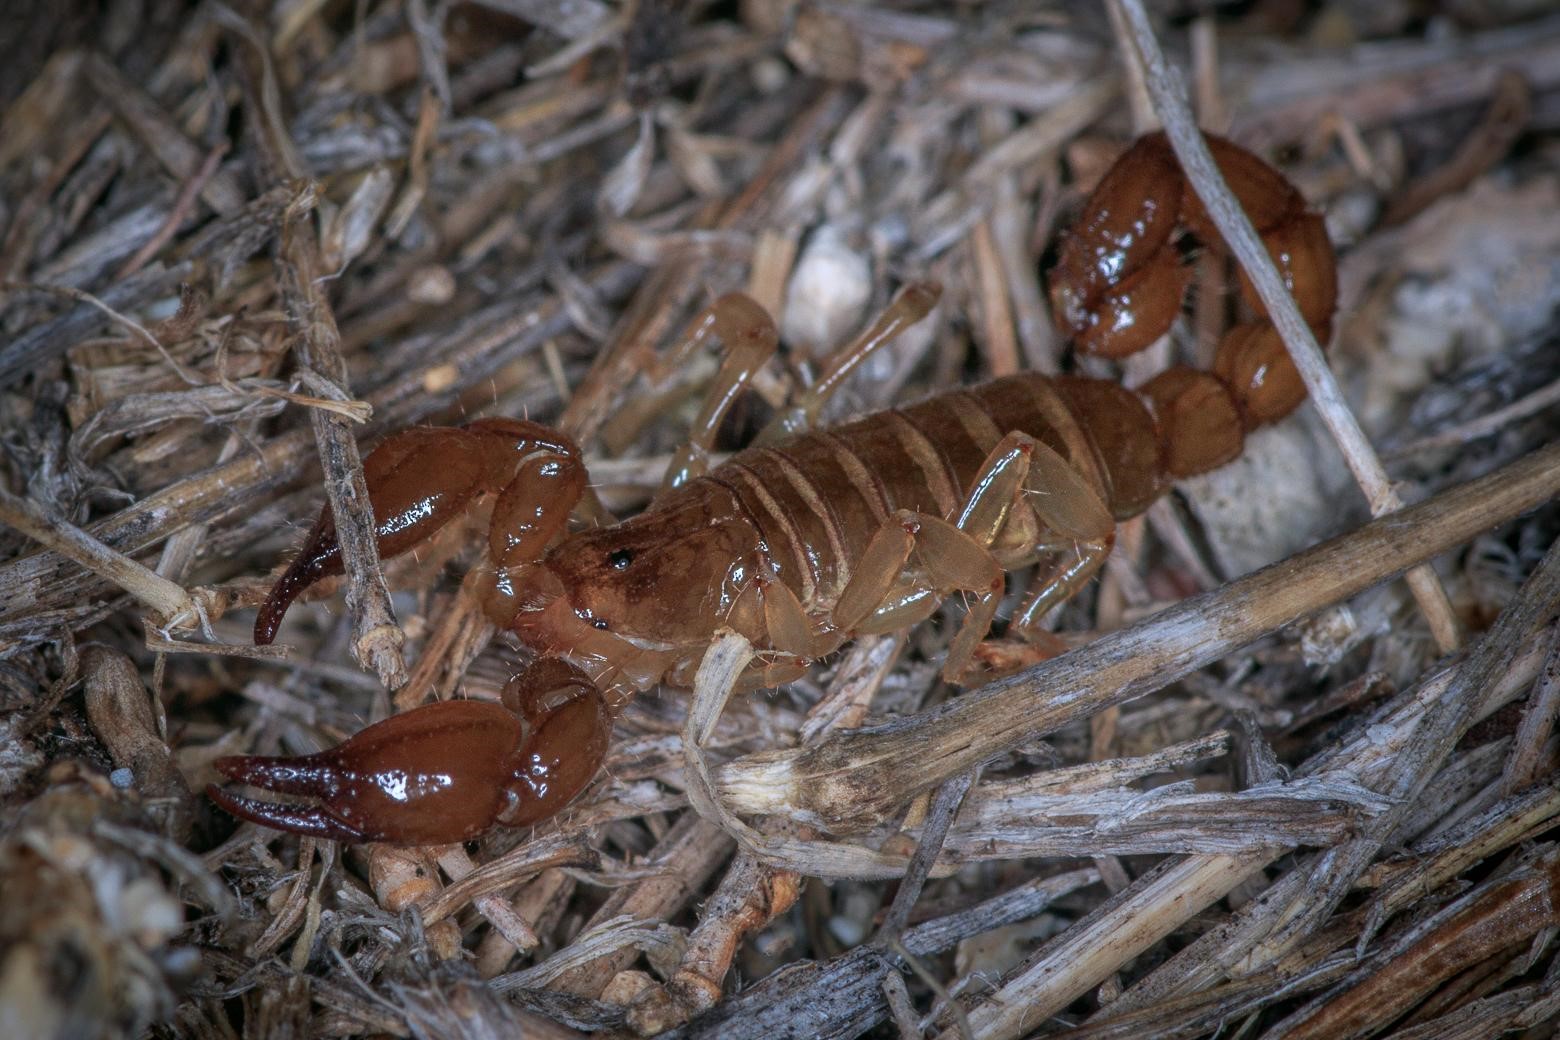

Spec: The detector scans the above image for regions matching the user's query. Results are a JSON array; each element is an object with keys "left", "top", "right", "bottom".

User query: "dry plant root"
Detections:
[{"left": 210, "top": 132, "right": 1337, "bottom": 846}]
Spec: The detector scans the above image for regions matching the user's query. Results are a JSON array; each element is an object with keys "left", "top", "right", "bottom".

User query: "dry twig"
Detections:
[{"left": 2, "top": 4, "right": 1557, "bottom": 1038}]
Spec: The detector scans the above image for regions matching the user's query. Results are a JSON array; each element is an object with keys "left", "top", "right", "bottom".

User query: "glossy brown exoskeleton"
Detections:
[{"left": 210, "top": 132, "right": 1336, "bottom": 845}]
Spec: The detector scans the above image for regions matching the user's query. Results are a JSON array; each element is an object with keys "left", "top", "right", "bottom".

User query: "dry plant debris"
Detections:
[{"left": 1, "top": 1, "right": 1559, "bottom": 1038}]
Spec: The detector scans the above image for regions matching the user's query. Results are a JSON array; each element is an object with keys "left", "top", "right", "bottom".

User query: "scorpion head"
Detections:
[{"left": 478, "top": 492, "right": 765, "bottom": 701}]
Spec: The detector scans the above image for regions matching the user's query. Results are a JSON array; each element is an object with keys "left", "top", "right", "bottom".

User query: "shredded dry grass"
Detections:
[{"left": 2, "top": 2, "right": 1559, "bottom": 1038}]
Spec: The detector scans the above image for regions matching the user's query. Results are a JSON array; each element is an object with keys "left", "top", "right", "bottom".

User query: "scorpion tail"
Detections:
[
  {"left": 1050, "top": 131, "right": 1337, "bottom": 483},
  {"left": 1135, "top": 205, "right": 1335, "bottom": 484}
]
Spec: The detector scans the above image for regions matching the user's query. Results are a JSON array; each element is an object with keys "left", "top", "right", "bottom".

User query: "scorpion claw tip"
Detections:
[
  {"left": 206, "top": 782, "right": 366, "bottom": 843},
  {"left": 214, "top": 753, "right": 338, "bottom": 797}
]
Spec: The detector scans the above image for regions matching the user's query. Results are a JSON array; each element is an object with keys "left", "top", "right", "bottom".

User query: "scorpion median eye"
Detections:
[
  {"left": 592, "top": 618, "right": 610, "bottom": 630},
  {"left": 608, "top": 549, "right": 633, "bottom": 570}
]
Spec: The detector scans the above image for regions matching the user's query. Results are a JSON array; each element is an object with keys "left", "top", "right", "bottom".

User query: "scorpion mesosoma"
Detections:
[{"left": 209, "top": 131, "right": 1337, "bottom": 845}]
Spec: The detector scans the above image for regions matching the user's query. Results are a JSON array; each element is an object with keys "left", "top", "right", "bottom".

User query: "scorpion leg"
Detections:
[
  {"left": 662, "top": 294, "right": 781, "bottom": 492},
  {"left": 253, "top": 419, "right": 584, "bottom": 644},
  {"left": 209, "top": 658, "right": 608, "bottom": 844},
  {"left": 833, "top": 509, "right": 1002, "bottom": 645},
  {"left": 951, "top": 434, "right": 1116, "bottom": 679},
  {"left": 833, "top": 431, "right": 1101, "bottom": 683},
  {"left": 998, "top": 437, "right": 1117, "bottom": 648},
  {"left": 722, "top": 574, "right": 825, "bottom": 686},
  {"left": 755, "top": 575, "right": 835, "bottom": 662},
  {"left": 1007, "top": 536, "right": 1115, "bottom": 633},
  {"left": 757, "top": 282, "right": 942, "bottom": 444},
  {"left": 828, "top": 426, "right": 1115, "bottom": 684}
]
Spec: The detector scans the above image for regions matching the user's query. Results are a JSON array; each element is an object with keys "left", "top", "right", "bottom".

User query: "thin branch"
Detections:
[
  {"left": 221, "top": 5, "right": 405, "bottom": 685},
  {"left": 1502, "top": 623, "right": 1560, "bottom": 796},
  {"left": 0, "top": 486, "right": 212, "bottom": 635},
  {"left": 1, "top": 280, "right": 200, "bottom": 384},
  {"left": 942, "top": 598, "right": 1558, "bottom": 1040},
  {"left": 1235, "top": 514, "right": 1560, "bottom": 978},
  {"left": 942, "top": 853, "right": 1272, "bottom": 1040},
  {"left": 1389, "top": 374, "right": 1560, "bottom": 459},
  {"left": 875, "top": 770, "right": 976, "bottom": 943},
  {"left": 117, "top": 140, "right": 232, "bottom": 279}
]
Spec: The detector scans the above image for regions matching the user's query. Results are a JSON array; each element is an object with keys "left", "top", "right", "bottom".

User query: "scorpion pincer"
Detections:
[{"left": 209, "top": 131, "right": 1337, "bottom": 845}]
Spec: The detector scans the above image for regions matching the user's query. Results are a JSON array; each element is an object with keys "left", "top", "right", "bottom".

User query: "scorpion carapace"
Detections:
[{"left": 210, "top": 131, "right": 1337, "bottom": 845}]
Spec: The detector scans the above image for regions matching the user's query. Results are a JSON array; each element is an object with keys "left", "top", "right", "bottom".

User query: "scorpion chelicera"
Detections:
[{"left": 208, "top": 131, "right": 1337, "bottom": 845}]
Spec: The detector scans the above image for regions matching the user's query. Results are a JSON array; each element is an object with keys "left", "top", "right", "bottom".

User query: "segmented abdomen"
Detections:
[{"left": 701, "top": 374, "right": 1164, "bottom": 612}]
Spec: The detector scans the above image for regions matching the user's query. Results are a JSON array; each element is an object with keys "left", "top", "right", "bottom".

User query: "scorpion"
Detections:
[{"left": 208, "top": 131, "right": 1337, "bottom": 845}]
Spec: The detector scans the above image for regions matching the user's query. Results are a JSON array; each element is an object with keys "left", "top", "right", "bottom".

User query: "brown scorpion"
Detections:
[{"left": 208, "top": 131, "right": 1337, "bottom": 845}]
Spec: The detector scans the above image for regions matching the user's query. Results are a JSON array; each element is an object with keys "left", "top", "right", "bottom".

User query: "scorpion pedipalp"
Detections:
[
  {"left": 253, "top": 419, "right": 585, "bottom": 646},
  {"left": 209, "top": 661, "right": 609, "bottom": 845}
]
